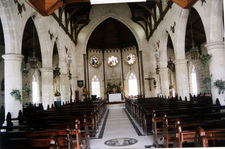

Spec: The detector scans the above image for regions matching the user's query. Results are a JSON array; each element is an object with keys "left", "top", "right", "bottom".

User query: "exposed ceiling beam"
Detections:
[{"left": 171, "top": 0, "right": 198, "bottom": 9}]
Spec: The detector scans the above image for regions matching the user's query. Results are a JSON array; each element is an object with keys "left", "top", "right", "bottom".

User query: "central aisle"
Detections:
[{"left": 90, "top": 103, "right": 153, "bottom": 149}]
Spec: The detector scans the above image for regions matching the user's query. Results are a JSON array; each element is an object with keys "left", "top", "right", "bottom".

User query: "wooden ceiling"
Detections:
[
  {"left": 87, "top": 18, "right": 137, "bottom": 50},
  {"left": 25, "top": 0, "right": 199, "bottom": 16},
  {"left": 19, "top": 0, "right": 206, "bottom": 59}
]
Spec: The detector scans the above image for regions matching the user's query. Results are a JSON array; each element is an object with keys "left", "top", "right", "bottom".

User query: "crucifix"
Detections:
[{"left": 145, "top": 77, "right": 156, "bottom": 91}]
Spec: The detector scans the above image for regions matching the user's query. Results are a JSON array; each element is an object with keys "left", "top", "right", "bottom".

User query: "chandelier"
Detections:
[
  {"left": 189, "top": 12, "right": 199, "bottom": 60},
  {"left": 54, "top": 65, "right": 61, "bottom": 78},
  {"left": 167, "top": 57, "right": 175, "bottom": 72},
  {"left": 29, "top": 25, "right": 38, "bottom": 68}
]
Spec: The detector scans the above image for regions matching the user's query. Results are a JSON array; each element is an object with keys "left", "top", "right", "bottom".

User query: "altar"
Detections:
[{"left": 108, "top": 93, "right": 122, "bottom": 102}]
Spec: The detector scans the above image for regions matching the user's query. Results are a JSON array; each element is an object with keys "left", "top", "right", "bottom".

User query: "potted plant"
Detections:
[
  {"left": 214, "top": 79, "right": 225, "bottom": 94},
  {"left": 10, "top": 89, "right": 22, "bottom": 103}
]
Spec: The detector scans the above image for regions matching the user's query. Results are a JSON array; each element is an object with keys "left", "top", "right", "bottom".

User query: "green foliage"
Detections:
[
  {"left": 23, "top": 84, "right": 31, "bottom": 98},
  {"left": 21, "top": 63, "right": 29, "bottom": 77},
  {"left": 214, "top": 79, "right": 225, "bottom": 94},
  {"left": 10, "top": 89, "right": 22, "bottom": 103},
  {"left": 200, "top": 54, "right": 212, "bottom": 68},
  {"left": 202, "top": 75, "right": 212, "bottom": 92}
]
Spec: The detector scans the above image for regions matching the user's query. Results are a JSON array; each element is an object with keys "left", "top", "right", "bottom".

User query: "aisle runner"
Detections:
[{"left": 89, "top": 104, "right": 153, "bottom": 149}]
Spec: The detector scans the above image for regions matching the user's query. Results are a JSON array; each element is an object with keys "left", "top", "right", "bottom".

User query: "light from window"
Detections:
[
  {"left": 128, "top": 73, "right": 138, "bottom": 96},
  {"left": 126, "top": 53, "right": 136, "bottom": 65},
  {"left": 32, "top": 81, "right": 39, "bottom": 103},
  {"left": 191, "top": 65, "right": 198, "bottom": 96},
  {"left": 108, "top": 56, "right": 118, "bottom": 67},
  {"left": 92, "top": 75, "right": 100, "bottom": 97}
]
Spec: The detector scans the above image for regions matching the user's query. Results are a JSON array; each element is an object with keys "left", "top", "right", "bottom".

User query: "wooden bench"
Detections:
[
  {"left": 162, "top": 116, "right": 225, "bottom": 148},
  {"left": 0, "top": 119, "right": 88, "bottom": 149}
]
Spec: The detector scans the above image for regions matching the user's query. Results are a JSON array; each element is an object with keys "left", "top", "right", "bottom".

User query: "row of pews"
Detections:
[
  {"left": 125, "top": 96, "right": 225, "bottom": 148},
  {"left": 0, "top": 100, "right": 107, "bottom": 149}
]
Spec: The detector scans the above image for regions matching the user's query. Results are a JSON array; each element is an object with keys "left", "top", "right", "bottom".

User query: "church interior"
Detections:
[{"left": 0, "top": 0, "right": 225, "bottom": 148}]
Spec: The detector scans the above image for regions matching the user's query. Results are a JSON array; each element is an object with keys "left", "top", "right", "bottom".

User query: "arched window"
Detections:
[
  {"left": 92, "top": 75, "right": 100, "bottom": 97},
  {"left": 191, "top": 65, "right": 198, "bottom": 96},
  {"left": 32, "top": 69, "right": 40, "bottom": 104},
  {"left": 128, "top": 73, "right": 138, "bottom": 96}
]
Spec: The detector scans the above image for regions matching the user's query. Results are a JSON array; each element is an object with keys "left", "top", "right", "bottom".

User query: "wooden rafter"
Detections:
[{"left": 171, "top": 0, "right": 198, "bottom": 9}]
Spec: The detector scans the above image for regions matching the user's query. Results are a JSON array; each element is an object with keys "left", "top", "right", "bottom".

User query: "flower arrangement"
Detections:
[
  {"left": 10, "top": 89, "right": 22, "bottom": 103},
  {"left": 54, "top": 89, "right": 61, "bottom": 96}
]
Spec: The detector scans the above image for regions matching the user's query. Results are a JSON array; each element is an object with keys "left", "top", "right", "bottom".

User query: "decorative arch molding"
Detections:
[
  {"left": 172, "top": 8, "right": 189, "bottom": 59},
  {"left": 193, "top": 0, "right": 223, "bottom": 43},
  {"left": 76, "top": 4, "right": 147, "bottom": 54}
]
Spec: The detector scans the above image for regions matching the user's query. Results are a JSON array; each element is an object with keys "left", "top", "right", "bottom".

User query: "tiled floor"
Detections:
[{"left": 89, "top": 103, "right": 153, "bottom": 149}]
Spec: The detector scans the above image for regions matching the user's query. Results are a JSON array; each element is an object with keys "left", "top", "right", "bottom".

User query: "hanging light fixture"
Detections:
[
  {"left": 68, "top": 71, "right": 72, "bottom": 80},
  {"left": 29, "top": 25, "right": 38, "bottom": 68},
  {"left": 167, "top": 57, "right": 175, "bottom": 72},
  {"left": 189, "top": 11, "right": 199, "bottom": 60},
  {"left": 155, "top": 65, "right": 159, "bottom": 74},
  {"left": 54, "top": 65, "right": 61, "bottom": 78}
]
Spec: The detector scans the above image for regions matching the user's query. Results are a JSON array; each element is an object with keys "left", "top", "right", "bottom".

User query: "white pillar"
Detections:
[
  {"left": 159, "top": 67, "right": 169, "bottom": 98},
  {"left": 60, "top": 74, "right": 70, "bottom": 104},
  {"left": 205, "top": 41, "right": 225, "bottom": 104},
  {"left": 40, "top": 67, "right": 54, "bottom": 109},
  {"left": 174, "top": 59, "right": 190, "bottom": 100},
  {"left": 2, "top": 54, "right": 23, "bottom": 118}
]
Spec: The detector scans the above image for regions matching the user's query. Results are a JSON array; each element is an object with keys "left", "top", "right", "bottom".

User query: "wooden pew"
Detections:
[
  {"left": 1, "top": 119, "right": 87, "bottom": 149},
  {"left": 162, "top": 116, "right": 225, "bottom": 148}
]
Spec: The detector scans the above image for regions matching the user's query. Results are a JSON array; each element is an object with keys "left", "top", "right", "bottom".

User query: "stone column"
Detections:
[
  {"left": 205, "top": 42, "right": 225, "bottom": 104},
  {"left": 60, "top": 74, "right": 70, "bottom": 104},
  {"left": 174, "top": 59, "right": 190, "bottom": 100},
  {"left": 159, "top": 67, "right": 169, "bottom": 98},
  {"left": 2, "top": 54, "right": 23, "bottom": 118},
  {"left": 40, "top": 67, "right": 54, "bottom": 109}
]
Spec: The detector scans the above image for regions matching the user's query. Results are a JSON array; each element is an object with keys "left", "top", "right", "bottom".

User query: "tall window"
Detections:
[
  {"left": 191, "top": 65, "right": 198, "bottom": 96},
  {"left": 92, "top": 75, "right": 100, "bottom": 97},
  {"left": 32, "top": 69, "right": 40, "bottom": 104},
  {"left": 128, "top": 73, "right": 138, "bottom": 96}
]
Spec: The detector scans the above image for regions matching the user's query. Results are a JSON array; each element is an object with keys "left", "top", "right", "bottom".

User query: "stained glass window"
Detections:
[
  {"left": 126, "top": 53, "right": 136, "bottom": 65},
  {"left": 108, "top": 56, "right": 118, "bottom": 67},
  {"left": 90, "top": 55, "right": 100, "bottom": 68}
]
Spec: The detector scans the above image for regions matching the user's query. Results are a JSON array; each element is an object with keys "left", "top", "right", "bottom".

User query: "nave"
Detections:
[{"left": 90, "top": 103, "right": 153, "bottom": 149}]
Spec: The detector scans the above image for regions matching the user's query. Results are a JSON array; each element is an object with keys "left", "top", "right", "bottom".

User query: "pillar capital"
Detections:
[
  {"left": 174, "top": 59, "right": 188, "bottom": 65},
  {"left": 40, "top": 67, "right": 54, "bottom": 73},
  {"left": 205, "top": 41, "right": 224, "bottom": 52},
  {"left": 2, "top": 54, "right": 24, "bottom": 62},
  {"left": 159, "top": 67, "right": 168, "bottom": 72}
]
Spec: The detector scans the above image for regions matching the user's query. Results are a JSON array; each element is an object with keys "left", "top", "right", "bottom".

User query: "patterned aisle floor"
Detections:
[{"left": 89, "top": 103, "right": 153, "bottom": 149}]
